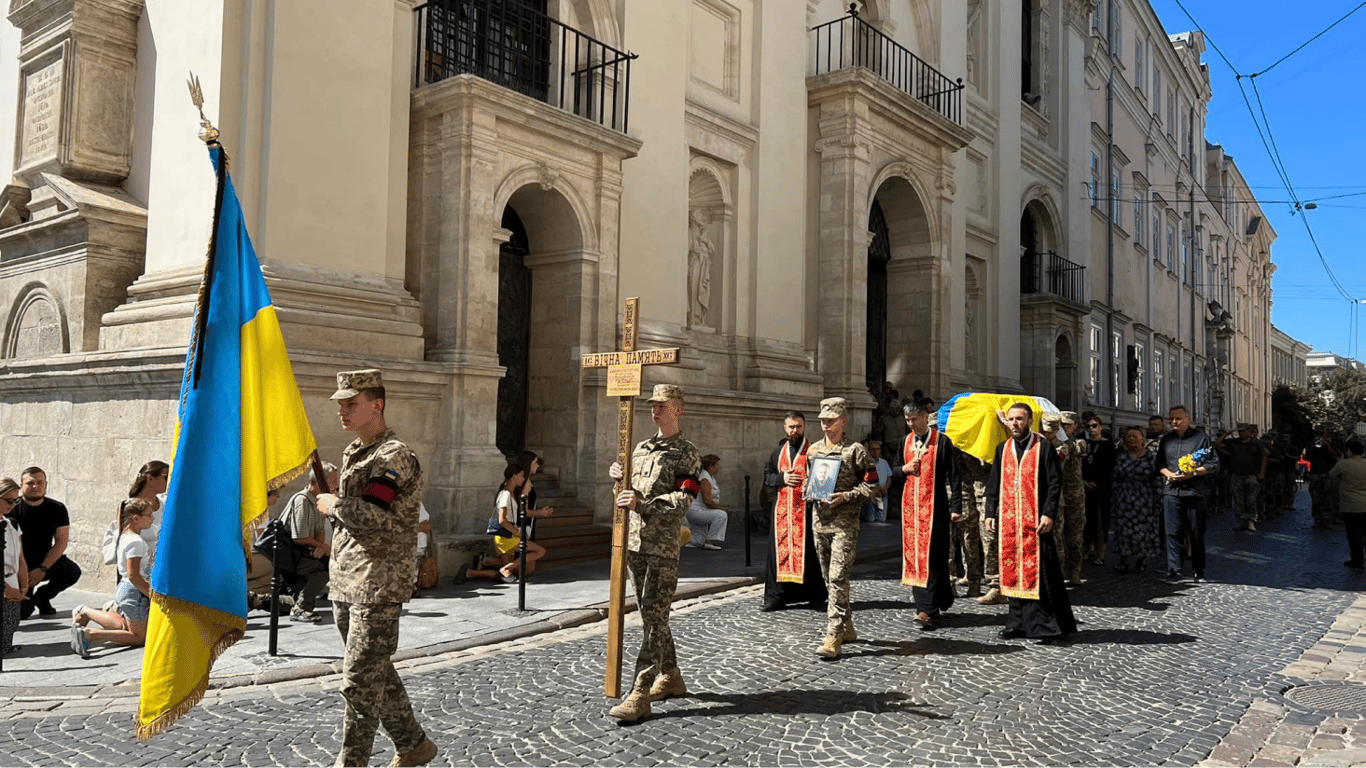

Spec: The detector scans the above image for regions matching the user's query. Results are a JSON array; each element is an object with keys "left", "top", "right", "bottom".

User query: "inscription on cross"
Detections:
[{"left": 581, "top": 297, "right": 680, "bottom": 698}]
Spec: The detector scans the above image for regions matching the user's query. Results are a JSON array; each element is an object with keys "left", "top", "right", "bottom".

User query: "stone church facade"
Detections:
[{"left": 0, "top": 0, "right": 1284, "bottom": 585}]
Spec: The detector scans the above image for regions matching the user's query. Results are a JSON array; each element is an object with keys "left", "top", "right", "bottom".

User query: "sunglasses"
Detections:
[
  {"left": 1087, "top": 423, "right": 1102, "bottom": 428},
  {"left": 1, "top": 496, "right": 18, "bottom": 507}
]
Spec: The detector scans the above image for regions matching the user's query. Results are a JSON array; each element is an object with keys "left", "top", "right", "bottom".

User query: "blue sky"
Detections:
[{"left": 1148, "top": 0, "right": 1366, "bottom": 361}]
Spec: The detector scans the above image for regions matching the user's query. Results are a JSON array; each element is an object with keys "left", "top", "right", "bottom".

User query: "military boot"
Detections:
[
  {"left": 608, "top": 690, "right": 652, "bottom": 722},
  {"left": 816, "top": 634, "right": 843, "bottom": 659},
  {"left": 388, "top": 737, "right": 437, "bottom": 767},
  {"left": 964, "top": 581, "right": 982, "bottom": 598},
  {"left": 1069, "top": 565, "right": 1083, "bottom": 585},
  {"left": 648, "top": 670, "right": 687, "bottom": 701},
  {"left": 977, "top": 587, "right": 1008, "bottom": 605},
  {"left": 842, "top": 617, "right": 858, "bottom": 642}
]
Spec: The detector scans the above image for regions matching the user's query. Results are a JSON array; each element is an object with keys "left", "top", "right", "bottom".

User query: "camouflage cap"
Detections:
[
  {"left": 818, "top": 397, "right": 848, "bottom": 419},
  {"left": 1041, "top": 413, "right": 1063, "bottom": 430},
  {"left": 1059, "top": 411, "right": 1079, "bottom": 425},
  {"left": 1238, "top": 422, "right": 1256, "bottom": 431},
  {"left": 646, "top": 383, "right": 684, "bottom": 403},
  {"left": 331, "top": 369, "right": 383, "bottom": 400}
]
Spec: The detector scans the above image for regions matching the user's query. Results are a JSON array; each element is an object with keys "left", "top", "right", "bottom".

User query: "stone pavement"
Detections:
[{"left": 2, "top": 492, "right": 1363, "bottom": 766}]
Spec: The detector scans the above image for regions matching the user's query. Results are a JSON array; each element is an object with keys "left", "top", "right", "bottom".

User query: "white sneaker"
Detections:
[
  {"left": 71, "top": 605, "right": 89, "bottom": 626},
  {"left": 702, "top": 543, "right": 723, "bottom": 550}
]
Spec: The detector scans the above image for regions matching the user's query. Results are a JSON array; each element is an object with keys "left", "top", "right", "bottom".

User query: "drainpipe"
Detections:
[
  {"left": 1188, "top": 104, "right": 1198, "bottom": 422},
  {"left": 1105, "top": 70, "right": 1116, "bottom": 417}
]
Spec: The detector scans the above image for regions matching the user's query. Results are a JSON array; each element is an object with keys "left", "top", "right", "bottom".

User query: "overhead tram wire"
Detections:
[
  {"left": 1252, "top": 0, "right": 1366, "bottom": 77},
  {"left": 1168, "top": 0, "right": 1363, "bottom": 340}
]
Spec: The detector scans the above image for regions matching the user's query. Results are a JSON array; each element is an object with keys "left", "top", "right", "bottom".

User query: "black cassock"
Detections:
[
  {"left": 985, "top": 435, "right": 1078, "bottom": 638},
  {"left": 761, "top": 438, "right": 827, "bottom": 609},
  {"left": 890, "top": 430, "right": 961, "bottom": 616}
]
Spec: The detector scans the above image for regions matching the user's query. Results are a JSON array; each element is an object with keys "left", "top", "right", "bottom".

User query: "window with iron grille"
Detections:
[
  {"left": 1090, "top": 153, "right": 1101, "bottom": 208},
  {"left": 1153, "top": 349, "right": 1164, "bottom": 413},
  {"left": 1091, "top": 324, "right": 1105, "bottom": 406}
]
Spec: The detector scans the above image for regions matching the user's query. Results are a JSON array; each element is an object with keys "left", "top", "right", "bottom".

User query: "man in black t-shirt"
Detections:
[
  {"left": 11, "top": 467, "right": 82, "bottom": 619},
  {"left": 1216, "top": 425, "right": 1268, "bottom": 531}
]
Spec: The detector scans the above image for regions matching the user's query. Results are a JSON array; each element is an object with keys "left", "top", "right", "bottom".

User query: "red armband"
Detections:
[
  {"left": 862, "top": 469, "right": 879, "bottom": 483},
  {"left": 675, "top": 475, "right": 701, "bottom": 496},
  {"left": 361, "top": 475, "right": 400, "bottom": 510}
]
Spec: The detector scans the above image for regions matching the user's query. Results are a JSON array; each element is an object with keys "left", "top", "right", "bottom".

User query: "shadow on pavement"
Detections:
[
  {"left": 655, "top": 689, "right": 952, "bottom": 720},
  {"left": 1065, "top": 628, "right": 1198, "bottom": 645},
  {"left": 852, "top": 637, "right": 1027, "bottom": 658}
]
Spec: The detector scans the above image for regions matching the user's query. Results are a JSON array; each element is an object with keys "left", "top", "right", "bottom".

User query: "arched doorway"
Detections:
[
  {"left": 866, "top": 199, "right": 891, "bottom": 393},
  {"left": 497, "top": 206, "right": 532, "bottom": 457}
]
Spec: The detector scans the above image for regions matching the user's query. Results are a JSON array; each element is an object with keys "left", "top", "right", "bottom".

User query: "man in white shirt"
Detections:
[{"left": 862, "top": 441, "right": 893, "bottom": 524}]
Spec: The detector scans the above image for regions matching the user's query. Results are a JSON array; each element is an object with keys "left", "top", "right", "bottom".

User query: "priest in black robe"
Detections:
[
  {"left": 761, "top": 411, "right": 827, "bottom": 611},
  {"left": 984, "top": 402, "right": 1077, "bottom": 643},
  {"left": 889, "top": 399, "right": 960, "bottom": 630}
]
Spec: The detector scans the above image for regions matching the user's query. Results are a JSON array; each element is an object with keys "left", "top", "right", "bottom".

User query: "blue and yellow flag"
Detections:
[
  {"left": 136, "top": 145, "right": 316, "bottom": 739},
  {"left": 936, "top": 392, "right": 1061, "bottom": 463}
]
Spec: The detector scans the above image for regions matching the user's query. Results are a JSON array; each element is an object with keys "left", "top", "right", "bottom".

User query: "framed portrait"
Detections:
[{"left": 804, "top": 456, "right": 842, "bottom": 502}]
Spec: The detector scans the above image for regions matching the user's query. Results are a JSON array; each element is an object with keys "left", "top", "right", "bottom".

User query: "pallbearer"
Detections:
[
  {"left": 891, "top": 399, "right": 962, "bottom": 631},
  {"left": 805, "top": 398, "right": 878, "bottom": 659},
  {"left": 760, "top": 411, "right": 828, "bottom": 611},
  {"left": 984, "top": 402, "right": 1076, "bottom": 644},
  {"left": 606, "top": 385, "right": 702, "bottom": 723}
]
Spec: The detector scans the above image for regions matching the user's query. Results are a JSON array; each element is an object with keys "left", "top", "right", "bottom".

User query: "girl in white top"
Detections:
[
  {"left": 471, "top": 464, "right": 553, "bottom": 582},
  {"left": 71, "top": 498, "right": 156, "bottom": 657},
  {"left": 127, "top": 460, "right": 169, "bottom": 546},
  {"left": 2, "top": 477, "right": 29, "bottom": 655},
  {"left": 686, "top": 454, "right": 729, "bottom": 550}
]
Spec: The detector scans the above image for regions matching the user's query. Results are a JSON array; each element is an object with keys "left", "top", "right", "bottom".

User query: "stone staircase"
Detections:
[{"left": 527, "top": 471, "right": 612, "bottom": 569}]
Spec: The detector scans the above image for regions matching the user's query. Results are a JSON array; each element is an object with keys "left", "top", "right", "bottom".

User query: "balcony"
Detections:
[
  {"left": 416, "top": 0, "right": 636, "bottom": 133},
  {"left": 1021, "top": 250, "right": 1086, "bottom": 306},
  {"left": 811, "top": 4, "right": 964, "bottom": 125}
]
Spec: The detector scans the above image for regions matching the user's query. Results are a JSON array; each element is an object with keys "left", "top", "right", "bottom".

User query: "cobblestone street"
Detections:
[{"left": 3, "top": 495, "right": 1363, "bottom": 766}]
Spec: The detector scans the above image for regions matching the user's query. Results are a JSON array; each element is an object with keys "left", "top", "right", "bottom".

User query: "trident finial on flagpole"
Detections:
[{"left": 186, "top": 72, "right": 220, "bottom": 145}]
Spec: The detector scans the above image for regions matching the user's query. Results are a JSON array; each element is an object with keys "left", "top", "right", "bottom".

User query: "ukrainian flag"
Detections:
[
  {"left": 936, "top": 392, "right": 1061, "bottom": 463},
  {"left": 136, "top": 145, "right": 316, "bottom": 739}
]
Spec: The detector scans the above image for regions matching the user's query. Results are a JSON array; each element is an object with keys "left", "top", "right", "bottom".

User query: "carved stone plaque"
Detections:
[{"left": 20, "top": 56, "right": 63, "bottom": 168}]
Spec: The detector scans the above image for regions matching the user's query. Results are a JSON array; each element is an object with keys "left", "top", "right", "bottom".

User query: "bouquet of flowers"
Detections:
[{"left": 1176, "top": 447, "right": 1213, "bottom": 477}]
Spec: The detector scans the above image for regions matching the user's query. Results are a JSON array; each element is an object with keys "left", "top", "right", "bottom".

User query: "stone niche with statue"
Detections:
[{"left": 0, "top": 0, "right": 147, "bottom": 359}]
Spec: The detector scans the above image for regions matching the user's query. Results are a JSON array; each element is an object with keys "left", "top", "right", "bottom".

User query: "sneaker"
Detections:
[
  {"left": 1246, "top": 521, "right": 1257, "bottom": 532},
  {"left": 290, "top": 609, "right": 322, "bottom": 623},
  {"left": 70, "top": 625, "right": 90, "bottom": 659},
  {"left": 701, "top": 543, "right": 722, "bottom": 551},
  {"left": 501, "top": 573, "right": 519, "bottom": 584},
  {"left": 977, "top": 588, "right": 1008, "bottom": 605},
  {"left": 71, "top": 605, "right": 89, "bottom": 626}
]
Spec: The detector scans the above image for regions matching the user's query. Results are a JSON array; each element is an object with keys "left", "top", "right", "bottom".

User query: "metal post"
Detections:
[
  {"left": 743, "top": 475, "right": 752, "bottom": 567},
  {"left": 517, "top": 493, "right": 529, "bottom": 612}
]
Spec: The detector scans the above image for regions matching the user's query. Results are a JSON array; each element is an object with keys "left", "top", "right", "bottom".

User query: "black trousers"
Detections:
[
  {"left": 26, "top": 555, "right": 82, "bottom": 607},
  {"left": 1163, "top": 495, "right": 1207, "bottom": 576},
  {"left": 1344, "top": 513, "right": 1365, "bottom": 565}
]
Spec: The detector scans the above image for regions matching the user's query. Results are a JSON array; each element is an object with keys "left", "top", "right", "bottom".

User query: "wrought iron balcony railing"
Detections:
[
  {"left": 811, "top": 4, "right": 964, "bottom": 125},
  {"left": 416, "top": 0, "right": 636, "bottom": 133},
  {"left": 1021, "top": 250, "right": 1086, "bottom": 305}
]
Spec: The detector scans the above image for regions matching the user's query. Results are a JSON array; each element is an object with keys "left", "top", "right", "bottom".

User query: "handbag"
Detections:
[{"left": 416, "top": 551, "right": 440, "bottom": 589}]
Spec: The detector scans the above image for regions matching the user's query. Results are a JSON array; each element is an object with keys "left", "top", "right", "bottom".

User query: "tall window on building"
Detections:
[
  {"left": 1091, "top": 324, "right": 1105, "bottom": 405},
  {"left": 1153, "top": 349, "right": 1164, "bottom": 413},
  {"left": 1134, "top": 183, "right": 1146, "bottom": 243},
  {"left": 1108, "top": 0, "right": 1121, "bottom": 55},
  {"left": 1181, "top": 108, "right": 1190, "bottom": 160},
  {"left": 1110, "top": 170, "right": 1121, "bottom": 224},
  {"left": 1166, "top": 220, "right": 1176, "bottom": 271},
  {"left": 1093, "top": 1, "right": 1104, "bottom": 36},
  {"left": 1180, "top": 220, "right": 1189, "bottom": 283},
  {"left": 1135, "top": 35, "right": 1145, "bottom": 92},
  {"left": 1167, "top": 89, "right": 1175, "bottom": 138},
  {"left": 1151, "top": 196, "right": 1162, "bottom": 257},
  {"left": 1180, "top": 356, "right": 1190, "bottom": 409},
  {"left": 1135, "top": 342, "right": 1147, "bottom": 407},
  {"left": 1153, "top": 67, "right": 1163, "bottom": 120},
  {"left": 1112, "top": 331, "right": 1123, "bottom": 407},
  {"left": 1090, "top": 154, "right": 1101, "bottom": 208}
]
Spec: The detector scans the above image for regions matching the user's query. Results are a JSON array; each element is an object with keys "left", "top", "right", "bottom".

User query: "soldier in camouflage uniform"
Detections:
[
  {"left": 962, "top": 453, "right": 1006, "bottom": 605},
  {"left": 316, "top": 369, "right": 436, "bottom": 768},
  {"left": 951, "top": 449, "right": 983, "bottom": 599},
  {"left": 1056, "top": 412, "right": 1088, "bottom": 584},
  {"left": 805, "top": 397, "right": 878, "bottom": 659},
  {"left": 607, "top": 384, "right": 702, "bottom": 723}
]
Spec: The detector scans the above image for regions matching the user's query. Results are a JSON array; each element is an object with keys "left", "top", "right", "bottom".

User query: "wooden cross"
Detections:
[{"left": 581, "top": 297, "right": 680, "bottom": 698}]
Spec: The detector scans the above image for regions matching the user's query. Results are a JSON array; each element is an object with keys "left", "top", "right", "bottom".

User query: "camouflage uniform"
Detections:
[
  {"left": 1055, "top": 437, "right": 1087, "bottom": 579},
  {"left": 330, "top": 415, "right": 427, "bottom": 764},
  {"left": 959, "top": 455, "right": 994, "bottom": 585},
  {"left": 952, "top": 451, "right": 984, "bottom": 591},
  {"left": 625, "top": 431, "right": 701, "bottom": 695},
  {"left": 808, "top": 437, "right": 877, "bottom": 640}
]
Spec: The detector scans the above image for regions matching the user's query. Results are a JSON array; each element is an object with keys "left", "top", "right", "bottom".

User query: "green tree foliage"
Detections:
[
  {"left": 1307, "top": 367, "right": 1366, "bottom": 438},
  {"left": 1271, "top": 384, "right": 1315, "bottom": 448}
]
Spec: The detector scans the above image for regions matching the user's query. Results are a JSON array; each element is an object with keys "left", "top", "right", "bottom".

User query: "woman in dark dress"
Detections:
[{"left": 1111, "top": 427, "right": 1161, "bottom": 572}]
